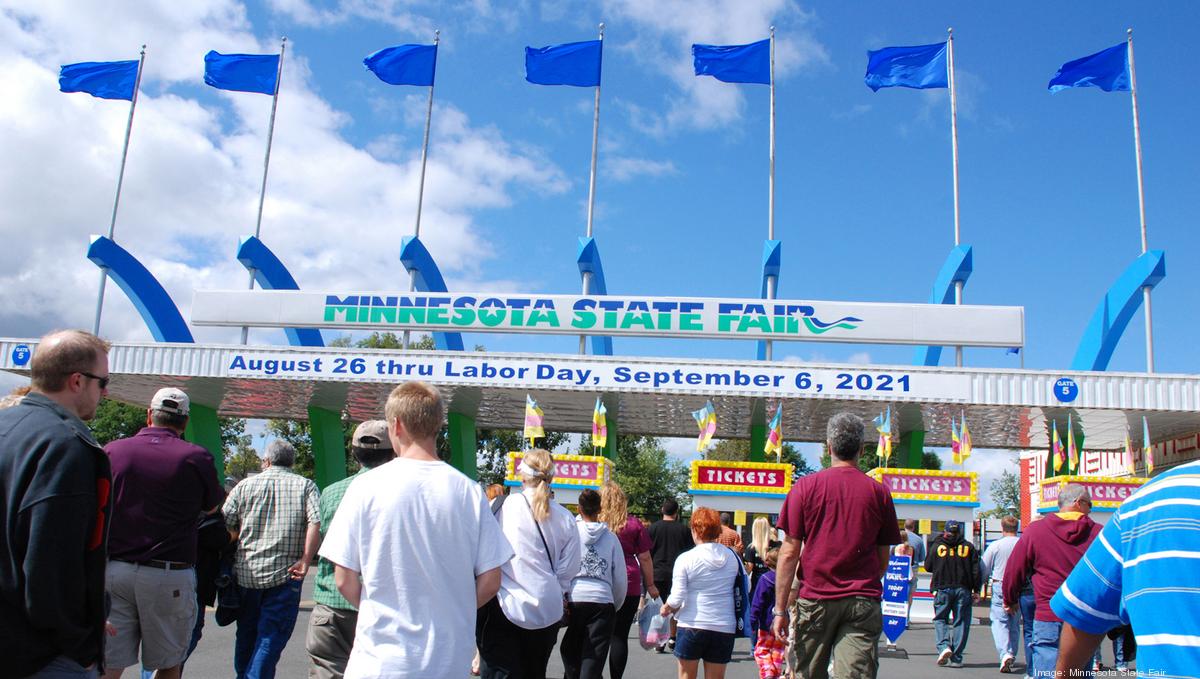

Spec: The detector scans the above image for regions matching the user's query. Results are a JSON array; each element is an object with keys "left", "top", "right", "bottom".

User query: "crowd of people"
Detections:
[{"left": 1, "top": 329, "right": 1198, "bottom": 679}]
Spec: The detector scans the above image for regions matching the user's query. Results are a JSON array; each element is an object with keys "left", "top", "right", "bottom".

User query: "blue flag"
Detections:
[
  {"left": 692, "top": 39, "right": 770, "bottom": 85},
  {"left": 204, "top": 51, "right": 279, "bottom": 95},
  {"left": 1048, "top": 43, "right": 1129, "bottom": 93},
  {"left": 864, "top": 42, "right": 948, "bottom": 92},
  {"left": 525, "top": 40, "right": 602, "bottom": 87},
  {"left": 364, "top": 44, "right": 437, "bottom": 86},
  {"left": 59, "top": 60, "right": 139, "bottom": 101}
]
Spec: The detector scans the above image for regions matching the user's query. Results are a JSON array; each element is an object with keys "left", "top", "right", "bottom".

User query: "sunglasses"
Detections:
[{"left": 79, "top": 372, "right": 110, "bottom": 390}]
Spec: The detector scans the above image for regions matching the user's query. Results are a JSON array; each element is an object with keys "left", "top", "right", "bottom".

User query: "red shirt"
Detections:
[{"left": 777, "top": 465, "right": 901, "bottom": 600}]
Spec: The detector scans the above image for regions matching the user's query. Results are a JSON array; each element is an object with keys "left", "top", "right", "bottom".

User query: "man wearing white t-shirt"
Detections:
[{"left": 319, "top": 382, "right": 513, "bottom": 679}]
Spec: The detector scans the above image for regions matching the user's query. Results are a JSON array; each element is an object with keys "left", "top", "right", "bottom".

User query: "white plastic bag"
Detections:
[{"left": 637, "top": 596, "right": 672, "bottom": 650}]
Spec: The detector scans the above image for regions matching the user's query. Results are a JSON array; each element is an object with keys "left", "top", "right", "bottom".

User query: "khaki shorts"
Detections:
[
  {"left": 788, "top": 596, "right": 882, "bottom": 679},
  {"left": 105, "top": 560, "right": 197, "bottom": 670}
]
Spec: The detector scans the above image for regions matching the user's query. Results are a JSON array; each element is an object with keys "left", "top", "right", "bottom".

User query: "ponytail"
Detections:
[{"left": 520, "top": 448, "right": 554, "bottom": 523}]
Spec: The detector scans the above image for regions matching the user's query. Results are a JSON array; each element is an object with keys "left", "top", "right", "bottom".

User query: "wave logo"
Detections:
[{"left": 802, "top": 315, "right": 863, "bottom": 335}]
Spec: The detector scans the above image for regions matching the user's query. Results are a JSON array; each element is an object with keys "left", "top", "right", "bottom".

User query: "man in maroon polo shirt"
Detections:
[
  {"left": 771, "top": 412, "right": 901, "bottom": 679},
  {"left": 103, "top": 388, "right": 224, "bottom": 679}
]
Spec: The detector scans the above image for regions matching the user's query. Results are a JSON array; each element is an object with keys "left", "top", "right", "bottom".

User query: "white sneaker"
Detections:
[
  {"left": 937, "top": 649, "right": 952, "bottom": 666},
  {"left": 1000, "top": 654, "right": 1015, "bottom": 673}
]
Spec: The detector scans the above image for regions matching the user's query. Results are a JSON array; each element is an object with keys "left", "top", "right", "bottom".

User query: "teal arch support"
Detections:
[
  {"left": 236, "top": 236, "right": 325, "bottom": 348},
  {"left": 577, "top": 237, "right": 612, "bottom": 356},
  {"left": 87, "top": 235, "right": 194, "bottom": 343},
  {"left": 399, "top": 236, "right": 465, "bottom": 352},
  {"left": 756, "top": 240, "right": 782, "bottom": 361},
  {"left": 913, "top": 245, "right": 973, "bottom": 366},
  {"left": 1070, "top": 250, "right": 1166, "bottom": 371}
]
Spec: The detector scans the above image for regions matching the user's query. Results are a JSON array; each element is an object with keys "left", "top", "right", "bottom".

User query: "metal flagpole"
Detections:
[
  {"left": 764, "top": 26, "right": 776, "bottom": 361},
  {"left": 241, "top": 37, "right": 287, "bottom": 345},
  {"left": 579, "top": 23, "right": 604, "bottom": 355},
  {"left": 93, "top": 45, "right": 147, "bottom": 336},
  {"left": 1127, "top": 28, "right": 1154, "bottom": 373},
  {"left": 947, "top": 27, "right": 963, "bottom": 367},
  {"left": 406, "top": 30, "right": 439, "bottom": 351}
]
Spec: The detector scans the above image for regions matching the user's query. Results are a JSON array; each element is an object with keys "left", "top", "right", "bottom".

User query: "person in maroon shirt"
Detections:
[
  {"left": 771, "top": 412, "right": 900, "bottom": 679},
  {"left": 103, "top": 388, "right": 224, "bottom": 679}
]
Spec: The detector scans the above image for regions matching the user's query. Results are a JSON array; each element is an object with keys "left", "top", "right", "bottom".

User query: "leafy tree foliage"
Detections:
[
  {"left": 602, "top": 435, "right": 690, "bottom": 519},
  {"left": 978, "top": 467, "right": 1022, "bottom": 518},
  {"left": 89, "top": 399, "right": 147, "bottom": 445}
]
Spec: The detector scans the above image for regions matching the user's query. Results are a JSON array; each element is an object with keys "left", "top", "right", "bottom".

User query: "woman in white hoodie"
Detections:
[
  {"left": 560, "top": 488, "right": 627, "bottom": 679},
  {"left": 476, "top": 449, "right": 581, "bottom": 679},
  {"left": 660, "top": 507, "right": 740, "bottom": 679}
]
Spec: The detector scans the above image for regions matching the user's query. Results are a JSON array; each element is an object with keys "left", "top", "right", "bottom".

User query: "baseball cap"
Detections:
[
  {"left": 944, "top": 520, "right": 962, "bottom": 533},
  {"left": 150, "top": 387, "right": 190, "bottom": 416},
  {"left": 352, "top": 420, "right": 391, "bottom": 450}
]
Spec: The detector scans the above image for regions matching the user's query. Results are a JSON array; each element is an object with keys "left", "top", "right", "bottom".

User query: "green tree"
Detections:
[
  {"left": 978, "top": 467, "right": 1021, "bottom": 518},
  {"left": 606, "top": 435, "right": 690, "bottom": 518},
  {"left": 704, "top": 439, "right": 817, "bottom": 479},
  {"left": 476, "top": 430, "right": 570, "bottom": 486},
  {"left": 89, "top": 400, "right": 147, "bottom": 445}
]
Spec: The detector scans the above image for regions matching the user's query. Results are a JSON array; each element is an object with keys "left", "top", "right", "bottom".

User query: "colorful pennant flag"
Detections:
[
  {"left": 692, "top": 39, "right": 770, "bottom": 84},
  {"left": 525, "top": 40, "right": 602, "bottom": 87},
  {"left": 1124, "top": 426, "right": 1136, "bottom": 477},
  {"left": 1051, "top": 420, "right": 1066, "bottom": 473},
  {"left": 864, "top": 42, "right": 948, "bottom": 92},
  {"left": 523, "top": 395, "right": 544, "bottom": 444},
  {"left": 1067, "top": 415, "right": 1079, "bottom": 473},
  {"left": 958, "top": 412, "right": 972, "bottom": 464},
  {"left": 203, "top": 51, "right": 280, "bottom": 95},
  {"left": 1144, "top": 416, "right": 1154, "bottom": 475},
  {"left": 59, "top": 60, "right": 139, "bottom": 101},
  {"left": 1048, "top": 42, "right": 1130, "bottom": 93},
  {"left": 764, "top": 404, "right": 783, "bottom": 461},
  {"left": 950, "top": 417, "right": 962, "bottom": 463},
  {"left": 364, "top": 43, "right": 438, "bottom": 86},
  {"left": 873, "top": 407, "right": 893, "bottom": 466},
  {"left": 692, "top": 401, "right": 717, "bottom": 452},
  {"left": 591, "top": 397, "right": 608, "bottom": 450}
]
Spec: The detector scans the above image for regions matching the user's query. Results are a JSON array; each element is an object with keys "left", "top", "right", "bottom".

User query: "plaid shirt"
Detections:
[
  {"left": 224, "top": 466, "right": 320, "bottom": 589},
  {"left": 312, "top": 469, "right": 366, "bottom": 609}
]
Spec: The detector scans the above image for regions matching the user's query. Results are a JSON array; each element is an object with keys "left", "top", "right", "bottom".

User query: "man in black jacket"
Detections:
[
  {"left": 924, "top": 520, "right": 981, "bottom": 668},
  {"left": 0, "top": 330, "right": 113, "bottom": 678}
]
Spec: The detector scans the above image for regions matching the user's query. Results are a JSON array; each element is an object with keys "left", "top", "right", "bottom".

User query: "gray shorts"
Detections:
[{"left": 105, "top": 560, "right": 197, "bottom": 670}]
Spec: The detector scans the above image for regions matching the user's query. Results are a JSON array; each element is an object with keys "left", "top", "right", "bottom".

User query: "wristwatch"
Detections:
[{"left": 772, "top": 607, "right": 788, "bottom": 617}]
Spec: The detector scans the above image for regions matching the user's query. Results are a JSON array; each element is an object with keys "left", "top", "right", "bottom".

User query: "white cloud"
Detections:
[
  {"left": 603, "top": 156, "right": 677, "bottom": 182},
  {"left": 602, "top": 0, "right": 828, "bottom": 134},
  {"left": 0, "top": 1, "right": 566, "bottom": 343},
  {"left": 933, "top": 447, "right": 1019, "bottom": 513}
]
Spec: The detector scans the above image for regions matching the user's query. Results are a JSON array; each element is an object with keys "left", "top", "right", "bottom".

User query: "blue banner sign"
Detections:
[{"left": 881, "top": 554, "right": 911, "bottom": 645}]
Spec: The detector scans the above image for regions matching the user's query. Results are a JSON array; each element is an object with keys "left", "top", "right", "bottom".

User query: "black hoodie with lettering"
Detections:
[{"left": 924, "top": 531, "right": 980, "bottom": 592}]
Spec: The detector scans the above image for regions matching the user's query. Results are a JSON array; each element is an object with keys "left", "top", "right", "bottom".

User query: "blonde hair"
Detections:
[
  {"left": 383, "top": 381, "right": 444, "bottom": 440},
  {"left": 600, "top": 482, "right": 628, "bottom": 534},
  {"left": 520, "top": 448, "right": 554, "bottom": 523},
  {"left": 751, "top": 516, "right": 772, "bottom": 558}
]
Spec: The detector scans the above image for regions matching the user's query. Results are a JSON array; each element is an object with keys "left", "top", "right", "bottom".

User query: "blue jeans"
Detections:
[
  {"left": 990, "top": 587, "right": 1019, "bottom": 662},
  {"left": 933, "top": 586, "right": 972, "bottom": 664},
  {"left": 1019, "top": 591, "right": 1035, "bottom": 674},
  {"left": 234, "top": 580, "right": 303, "bottom": 679},
  {"left": 22, "top": 656, "right": 98, "bottom": 678}
]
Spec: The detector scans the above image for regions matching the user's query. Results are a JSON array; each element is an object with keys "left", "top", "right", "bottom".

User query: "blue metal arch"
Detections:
[
  {"left": 1070, "top": 250, "right": 1166, "bottom": 371},
  {"left": 913, "top": 244, "right": 973, "bottom": 366},
  {"left": 577, "top": 237, "right": 613, "bottom": 356},
  {"left": 236, "top": 236, "right": 325, "bottom": 347},
  {"left": 87, "top": 235, "right": 194, "bottom": 343},
  {"left": 399, "top": 236, "right": 465, "bottom": 351},
  {"left": 756, "top": 240, "right": 782, "bottom": 361}
]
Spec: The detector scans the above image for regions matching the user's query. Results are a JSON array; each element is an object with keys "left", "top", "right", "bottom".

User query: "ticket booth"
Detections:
[
  {"left": 1037, "top": 475, "right": 1147, "bottom": 525},
  {"left": 504, "top": 451, "right": 614, "bottom": 506},
  {"left": 686, "top": 459, "right": 794, "bottom": 517},
  {"left": 868, "top": 468, "right": 980, "bottom": 621}
]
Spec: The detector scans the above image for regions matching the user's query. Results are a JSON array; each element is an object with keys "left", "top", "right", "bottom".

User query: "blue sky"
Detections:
[{"left": 2, "top": 1, "right": 1198, "bottom": 506}]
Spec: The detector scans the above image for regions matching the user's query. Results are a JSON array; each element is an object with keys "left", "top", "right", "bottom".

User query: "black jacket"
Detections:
[
  {"left": 924, "top": 532, "right": 981, "bottom": 593},
  {"left": 0, "top": 393, "right": 112, "bottom": 676}
]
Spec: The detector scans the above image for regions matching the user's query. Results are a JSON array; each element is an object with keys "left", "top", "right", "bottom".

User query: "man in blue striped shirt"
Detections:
[{"left": 1051, "top": 459, "right": 1200, "bottom": 676}]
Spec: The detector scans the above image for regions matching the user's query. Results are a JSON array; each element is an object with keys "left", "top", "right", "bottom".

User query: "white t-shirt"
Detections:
[
  {"left": 495, "top": 488, "right": 581, "bottom": 629},
  {"left": 667, "top": 542, "right": 739, "bottom": 633},
  {"left": 319, "top": 458, "right": 513, "bottom": 679}
]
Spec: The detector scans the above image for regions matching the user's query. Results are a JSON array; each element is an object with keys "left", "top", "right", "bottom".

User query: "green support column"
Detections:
[
  {"left": 601, "top": 414, "right": 618, "bottom": 461},
  {"left": 308, "top": 406, "right": 346, "bottom": 490},
  {"left": 749, "top": 423, "right": 767, "bottom": 462},
  {"left": 447, "top": 411, "right": 478, "bottom": 479},
  {"left": 897, "top": 430, "right": 925, "bottom": 468},
  {"left": 185, "top": 403, "right": 225, "bottom": 483}
]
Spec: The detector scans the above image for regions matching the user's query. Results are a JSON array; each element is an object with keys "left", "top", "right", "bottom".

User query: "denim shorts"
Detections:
[{"left": 673, "top": 625, "right": 735, "bottom": 664}]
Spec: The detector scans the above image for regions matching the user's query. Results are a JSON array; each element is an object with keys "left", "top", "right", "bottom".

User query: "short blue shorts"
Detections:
[{"left": 673, "top": 625, "right": 735, "bottom": 664}]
